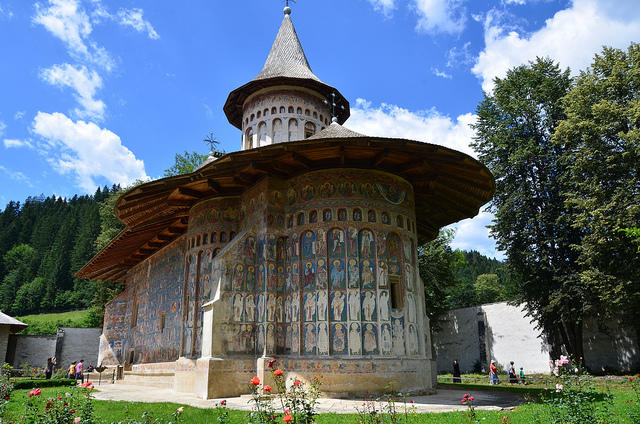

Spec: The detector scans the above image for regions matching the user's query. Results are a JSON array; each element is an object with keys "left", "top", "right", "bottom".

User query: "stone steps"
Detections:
[{"left": 118, "top": 371, "right": 175, "bottom": 388}]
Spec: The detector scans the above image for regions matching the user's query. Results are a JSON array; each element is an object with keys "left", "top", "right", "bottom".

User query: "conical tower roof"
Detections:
[{"left": 224, "top": 10, "right": 349, "bottom": 129}]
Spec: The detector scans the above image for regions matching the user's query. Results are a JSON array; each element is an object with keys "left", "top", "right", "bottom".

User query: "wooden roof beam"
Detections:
[
  {"left": 178, "top": 186, "right": 204, "bottom": 198},
  {"left": 167, "top": 199, "right": 194, "bottom": 207},
  {"left": 291, "top": 152, "right": 313, "bottom": 169},
  {"left": 206, "top": 179, "right": 222, "bottom": 194},
  {"left": 371, "top": 149, "right": 389, "bottom": 167}
]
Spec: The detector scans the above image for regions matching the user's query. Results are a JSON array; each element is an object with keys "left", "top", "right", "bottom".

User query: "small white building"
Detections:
[{"left": 0, "top": 311, "right": 27, "bottom": 364}]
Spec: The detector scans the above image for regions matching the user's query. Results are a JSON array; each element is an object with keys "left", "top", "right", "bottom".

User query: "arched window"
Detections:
[
  {"left": 245, "top": 128, "right": 254, "bottom": 149},
  {"left": 211, "top": 232, "right": 217, "bottom": 243},
  {"left": 304, "top": 122, "right": 316, "bottom": 139},
  {"left": 258, "top": 121, "right": 268, "bottom": 145},
  {"left": 230, "top": 231, "right": 236, "bottom": 240},
  {"left": 397, "top": 215, "right": 404, "bottom": 228},
  {"left": 309, "top": 210, "right": 318, "bottom": 223},
  {"left": 272, "top": 118, "right": 282, "bottom": 144},
  {"left": 245, "top": 117, "right": 249, "bottom": 125},
  {"left": 305, "top": 109, "right": 310, "bottom": 116},
  {"left": 313, "top": 111, "right": 318, "bottom": 119},
  {"left": 203, "top": 233, "right": 208, "bottom": 245},
  {"left": 264, "top": 108, "right": 269, "bottom": 116},
  {"left": 251, "top": 113, "right": 255, "bottom": 121},
  {"left": 271, "top": 107, "right": 277, "bottom": 115},
  {"left": 297, "top": 213, "right": 305, "bottom": 226},
  {"left": 288, "top": 106, "right": 294, "bottom": 113},
  {"left": 353, "top": 208, "right": 362, "bottom": 222},
  {"left": 288, "top": 119, "right": 298, "bottom": 141},
  {"left": 323, "top": 209, "right": 332, "bottom": 222},
  {"left": 297, "top": 107, "right": 302, "bottom": 114},
  {"left": 320, "top": 114, "right": 324, "bottom": 122},
  {"left": 257, "top": 111, "right": 261, "bottom": 119},
  {"left": 368, "top": 210, "right": 376, "bottom": 223},
  {"left": 280, "top": 106, "right": 285, "bottom": 113},
  {"left": 338, "top": 208, "right": 347, "bottom": 221},
  {"left": 220, "top": 232, "right": 227, "bottom": 243}
]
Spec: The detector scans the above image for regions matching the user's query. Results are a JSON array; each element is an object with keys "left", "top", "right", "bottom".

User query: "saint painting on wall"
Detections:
[
  {"left": 330, "top": 259, "right": 346, "bottom": 290},
  {"left": 332, "top": 323, "right": 348, "bottom": 355},
  {"left": 328, "top": 229, "right": 345, "bottom": 256},
  {"left": 347, "top": 259, "right": 359, "bottom": 288},
  {"left": 330, "top": 290, "right": 346, "bottom": 321},
  {"left": 362, "top": 323, "right": 379, "bottom": 355},
  {"left": 302, "top": 231, "right": 316, "bottom": 259},
  {"left": 360, "top": 259, "right": 376, "bottom": 289},
  {"left": 316, "top": 259, "right": 327, "bottom": 289},
  {"left": 303, "top": 261, "right": 316, "bottom": 291}
]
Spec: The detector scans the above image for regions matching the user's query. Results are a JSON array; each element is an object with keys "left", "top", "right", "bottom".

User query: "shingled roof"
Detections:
[
  {"left": 307, "top": 122, "right": 364, "bottom": 140},
  {"left": 224, "top": 11, "right": 349, "bottom": 129},
  {"left": 0, "top": 311, "right": 27, "bottom": 333}
]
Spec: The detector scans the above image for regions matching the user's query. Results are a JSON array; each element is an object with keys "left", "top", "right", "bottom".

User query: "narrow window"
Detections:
[
  {"left": 304, "top": 122, "right": 316, "bottom": 139},
  {"left": 230, "top": 231, "right": 236, "bottom": 240},
  {"left": 130, "top": 295, "right": 139, "bottom": 328},
  {"left": 203, "top": 233, "right": 208, "bottom": 245},
  {"left": 297, "top": 107, "right": 302, "bottom": 114},
  {"left": 257, "top": 111, "right": 261, "bottom": 118},
  {"left": 323, "top": 209, "right": 332, "bottom": 222},
  {"left": 297, "top": 213, "right": 305, "bottom": 226},
  {"left": 211, "top": 232, "right": 217, "bottom": 243},
  {"left": 264, "top": 108, "right": 269, "bottom": 116},
  {"left": 389, "top": 275, "right": 404, "bottom": 309},
  {"left": 305, "top": 109, "right": 311, "bottom": 116},
  {"left": 220, "top": 232, "right": 227, "bottom": 243},
  {"left": 280, "top": 106, "right": 285, "bottom": 114},
  {"left": 397, "top": 216, "right": 404, "bottom": 228},
  {"left": 288, "top": 106, "right": 294, "bottom": 113},
  {"left": 246, "top": 128, "right": 254, "bottom": 149},
  {"left": 251, "top": 113, "right": 255, "bottom": 121},
  {"left": 271, "top": 107, "right": 277, "bottom": 115},
  {"left": 309, "top": 210, "right": 318, "bottom": 223},
  {"left": 353, "top": 208, "right": 362, "bottom": 222},
  {"left": 313, "top": 111, "right": 318, "bottom": 119},
  {"left": 160, "top": 311, "right": 166, "bottom": 332}
]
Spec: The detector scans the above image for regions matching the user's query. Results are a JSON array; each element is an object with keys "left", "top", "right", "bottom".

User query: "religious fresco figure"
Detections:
[
  {"left": 309, "top": 210, "right": 318, "bottom": 223},
  {"left": 233, "top": 265, "right": 244, "bottom": 291},
  {"left": 328, "top": 229, "right": 344, "bottom": 256},
  {"left": 361, "top": 260, "right": 375, "bottom": 289},
  {"left": 349, "top": 323, "right": 362, "bottom": 355},
  {"left": 267, "top": 235, "right": 277, "bottom": 260},
  {"left": 362, "top": 291, "right": 376, "bottom": 321},
  {"left": 267, "top": 294, "right": 276, "bottom": 322},
  {"left": 338, "top": 208, "right": 347, "bottom": 221},
  {"left": 353, "top": 208, "right": 362, "bottom": 222},
  {"left": 276, "top": 296, "right": 284, "bottom": 322},
  {"left": 316, "top": 259, "right": 327, "bottom": 289},
  {"left": 233, "top": 293, "right": 244, "bottom": 322},
  {"left": 359, "top": 230, "right": 374, "bottom": 258},
  {"left": 245, "top": 294, "right": 255, "bottom": 322},
  {"left": 408, "top": 324, "right": 419, "bottom": 356},
  {"left": 291, "top": 264, "right": 299, "bottom": 289},
  {"left": 347, "top": 259, "right": 359, "bottom": 288},
  {"left": 257, "top": 294, "right": 265, "bottom": 322},
  {"left": 320, "top": 182, "right": 334, "bottom": 198},
  {"left": 302, "top": 231, "right": 316, "bottom": 258},
  {"left": 304, "top": 292, "right": 316, "bottom": 321},
  {"left": 258, "top": 264, "right": 265, "bottom": 291},
  {"left": 317, "top": 322, "right": 329, "bottom": 355},
  {"left": 330, "top": 259, "right": 346, "bottom": 289},
  {"left": 277, "top": 266, "right": 285, "bottom": 292},
  {"left": 379, "top": 291, "right": 390, "bottom": 321},
  {"left": 407, "top": 294, "right": 416, "bottom": 323},
  {"left": 377, "top": 260, "right": 388, "bottom": 289},
  {"left": 323, "top": 209, "right": 332, "bottom": 222},
  {"left": 246, "top": 266, "right": 256, "bottom": 291},
  {"left": 368, "top": 210, "right": 377, "bottom": 223},
  {"left": 332, "top": 323, "right": 347, "bottom": 354},
  {"left": 285, "top": 325, "right": 292, "bottom": 350},
  {"left": 347, "top": 228, "right": 358, "bottom": 255},
  {"left": 291, "top": 292, "right": 300, "bottom": 321},
  {"left": 331, "top": 291, "right": 346, "bottom": 321},
  {"left": 266, "top": 324, "right": 276, "bottom": 353},
  {"left": 257, "top": 324, "right": 265, "bottom": 353},
  {"left": 285, "top": 295, "right": 292, "bottom": 322},
  {"left": 392, "top": 317, "right": 405, "bottom": 356},
  {"left": 291, "top": 323, "right": 299, "bottom": 353},
  {"left": 381, "top": 323, "right": 392, "bottom": 355},
  {"left": 363, "top": 323, "right": 378, "bottom": 354},
  {"left": 316, "top": 229, "right": 326, "bottom": 255},
  {"left": 303, "top": 261, "right": 316, "bottom": 290},
  {"left": 245, "top": 237, "right": 256, "bottom": 262},
  {"left": 285, "top": 266, "right": 293, "bottom": 291},
  {"left": 381, "top": 212, "right": 391, "bottom": 225},
  {"left": 317, "top": 291, "right": 328, "bottom": 321},
  {"left": 348, "top": 289, "right": 360, "bottom": 321},
  {"left": 403, "top": 239, "right": 412, "bottom": 262},
  {"left": 304, "top": 323, "right": 316, "bottom": 354},
  {"left": 404, "top": 264, "right": 414, "bottom": 292},
  {"left": 268, "top": 264, "right": 277, "bottom": 290}
]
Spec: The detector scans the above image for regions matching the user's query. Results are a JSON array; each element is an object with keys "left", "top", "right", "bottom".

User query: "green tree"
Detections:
[
  {"left": 621, "top": 228, "right": 640, "bottom": 252},
  {"left": 554, "top": 43, "right": 640, "bottom": 333},
  {"left": 474, "top": 273, "right": 504, "bottom": 305},
  {"left": 472, "top": 58, "right": 586, "bottom": 357},
  {"left": 1, "top": 244, "right": 36, "bottom": 313},
  {"left": 94, "top": 189, "right": 126, "bottom": 252},
  {"left": 163, "top": 151, "right": 208, "bottom": 177},
  {"left": 418, "top": 229, "right": 465, "bottom": 326}
]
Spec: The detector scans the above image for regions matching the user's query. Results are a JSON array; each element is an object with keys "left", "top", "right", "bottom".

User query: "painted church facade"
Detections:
[{"left": 79, "top": 8, "right": 494, "bottom": 399}]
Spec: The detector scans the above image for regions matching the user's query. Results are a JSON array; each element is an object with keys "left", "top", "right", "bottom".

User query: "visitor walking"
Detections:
[
  {"left": 452, "top": 359, "right": 461, "bottom": 383},
  {"left": 489, "top": 360, "right": 499, "bottom": 385},
  {"left": 75, "top": 359, "right": 84, "bottom": 384},
  {"left": 508, "top": 361, "right": 518, "bottom": 383},
  {"left": 44, "top": 357, "right": 53, "bottom": 380},
  {"left": 519, "top": 367, "right": 526, "bottom": 384},
  {"left": 68, "top": 361, "right": 76, "bottom": 380}
]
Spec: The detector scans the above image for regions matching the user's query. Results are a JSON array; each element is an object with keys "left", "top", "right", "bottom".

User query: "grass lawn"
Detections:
[
  {"left": 16, "top": 309, "right": 94, "bottom": 335},
  {"left": 2, "top": 378, "right": 637, "bottom": 423}
]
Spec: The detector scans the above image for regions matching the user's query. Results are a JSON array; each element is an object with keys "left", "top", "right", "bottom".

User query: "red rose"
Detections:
[
  {"left": 250, "top": 376, "right": 260, "bottom": 386},
  {"left": 283, "top": 414, "right": 293, "bottom": 423},
  {"left": 293, "top": 380, "right": 301, "bottom": 387},
  {"left": 220, "top": 400, "right": 227, "bottom": 405},
  {"left": 263, "top": 385, "right": 272, "bottom": 393},
  {"left": 274, "top": 369, "right": 284, "bottom": 378},
  {"left": 267, "top": 359, "right": 277, "bottom": 368},
  {"left": 630, "top": 377, "right": 633, "bottom": 382},
  {"left": 469, "top": 396, "right": 475, "bottom": 401}
]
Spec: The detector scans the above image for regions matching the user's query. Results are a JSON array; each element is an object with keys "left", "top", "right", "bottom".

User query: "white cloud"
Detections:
[
  {"left": 3, "top": 139, "right": 34, "bottom": 149},
  {"left": 348, "top": 98, "right": 477, "bottom": 158},
  {"left": 117, "top": 8, "right": 159, "bottom": 39},
  {"left": 0, "top": 166, "right": 33, "bottom": 187},
  {"left": 33, "top": 0, "right": 114, "bottom": 70},
  {"left": 446, "top": 41, "right": 474, "bottom": 67},
  {"left": 473, "top": 0, "right": 640, "bottom": 92},
  {"left": 368, "top": 0, "right": 396, "bottom": 16},
  {"left": 413, "top": 0, "right": 467, "bottom": 35},
  {"left": 31, "top": 111, "right": 147, "bottom": 192},
  {"left": 0, "top": 4, "right": 13, "bottom": 18},
  {"left": 41, "top": 63, "right": 105, "bottom": 120},
  {"left": 432, "top": 67, "right": 452, "bottom": 79},
  {"left": 14, "top": 111, "right": 25, "bottom": 120},
  {"left": 448, "top": 211, "right": 504, "bottom": 260},
  {"left": 0, "top": 121, "right": 5, "bottom": 137}
]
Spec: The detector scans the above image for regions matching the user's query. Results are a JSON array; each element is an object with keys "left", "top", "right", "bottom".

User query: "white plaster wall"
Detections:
[
  {"left": 482, "top": 302, "right": 551, "bottom": 374},
  {"left": 0, "top": 326, "right": 9, "bottom": 364},
  {"left": 10, "top": 335, "right": 56, "bottom": 368},
  {"left": 433, "top": 306, "right": 482, "bottom": 373},
  {"left": 57, "top": 327, "right": 101, "bottom": 368},
  {"left": 583, "top": 318, "right": 639, "bottom": 373}
]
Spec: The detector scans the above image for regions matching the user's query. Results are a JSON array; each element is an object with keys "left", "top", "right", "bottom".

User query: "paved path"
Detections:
[{"left": 92, "top": 383, "right": 523, "bottom": 414}]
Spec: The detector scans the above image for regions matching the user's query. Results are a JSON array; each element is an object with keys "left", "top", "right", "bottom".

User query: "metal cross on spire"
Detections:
[{"left": 324, "top": 93, "right": 346, "bottom": 123}]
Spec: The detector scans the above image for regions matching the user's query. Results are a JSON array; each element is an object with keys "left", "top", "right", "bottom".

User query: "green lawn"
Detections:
[
  {"left": 16, "top": 309, "right": 95, "bottom": 335},
  {"left": 2, "top": 379, "right": 637, "bottom": 424}
]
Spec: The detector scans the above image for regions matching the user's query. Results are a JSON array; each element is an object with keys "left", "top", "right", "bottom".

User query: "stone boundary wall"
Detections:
[
  {"left": 433, "top": 302, "right": 638, "bottom": 375},
  {"left": 7, "top": 327, "right": 101, "bottom": 371}
]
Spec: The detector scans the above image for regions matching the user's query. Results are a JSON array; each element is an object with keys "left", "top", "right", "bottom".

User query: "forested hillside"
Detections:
[{"left": 0, "top": 186, "right": 123, "bottom": 317}]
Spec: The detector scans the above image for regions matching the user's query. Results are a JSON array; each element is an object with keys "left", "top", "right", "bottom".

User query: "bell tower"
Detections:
[{"left": 224, "top": 7, "right": 349, "bottom": 150}]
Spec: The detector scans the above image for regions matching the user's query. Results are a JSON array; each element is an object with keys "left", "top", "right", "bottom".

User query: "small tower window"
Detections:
[
  {"left": 320, "top": 114, "right": 324, "bottom": 122},
  {"left": 305, "top": 109, "right": 310, "bottom": 116},
  {"left": 230, "top": 231, "right": 236, "bottom": 240},
  {"left": 397, "top": 216, "right": 404, "bottom": 228},
  {"left": 389, "top": 275, "right": 404, "bottom": 309},
  {"left": 297, "top": 107, "right": 302, "bottom": 114},
  {"left": 160, "top": 311, "right": 166, "bottom": 332},
  {"left": 353, "top": 208, "right": 362, "bottom": 222},
  {"left": 257, "top": 111, "right": 261, "bottom": 118},
  {"left": 251, "top": 113, "right": 255, "bottom": 121},
  {"left": 304, "top": 122, "right": 316, "bottom": 139},
  {"left": 203, "top": 233, "right": 208, "bottom": 245},
  {"left": 264, "top": 108, "right": 269, "bottom": 116},
  {"left": 313, "top": 111, "right": 318, "bottom": 119},
  {"left": 245, "top": 128, "right": 254, "bottom": 149},
  {"left": 280, "top": 106, "right": 285, "bottom": 113},
  {"left": 323, "top": 209, "right": 332, "bottom": 222},
  {"left": 272, "top": 107, "right": 277, "bottom": 115},
  {"left": 297, "top": 213, "right": 305, "bottom": 226},
  {"left": 309, "top": 210, "right": 318, "bottom": 223},
  {"left": 288, "top": 106, "right": 294, "bottom": 113},
  {"left": 211, "top": 232, "right": 217, "bottom": 243},
  {"left": 220, "top": 232, "right": 227, "bottom": 243}
]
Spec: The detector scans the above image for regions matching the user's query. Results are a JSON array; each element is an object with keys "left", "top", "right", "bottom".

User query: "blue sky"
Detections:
[{"left": 1, "top": 0, "right": 640, "bottom": 259}]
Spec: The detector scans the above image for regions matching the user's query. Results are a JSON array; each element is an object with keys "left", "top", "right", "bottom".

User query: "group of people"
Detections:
[
  {"left": 44, "top": 357, "right": 94, "bottom": 384},
  {"left": 451, "top": 359, "right": 527, "bottom": 384}
]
